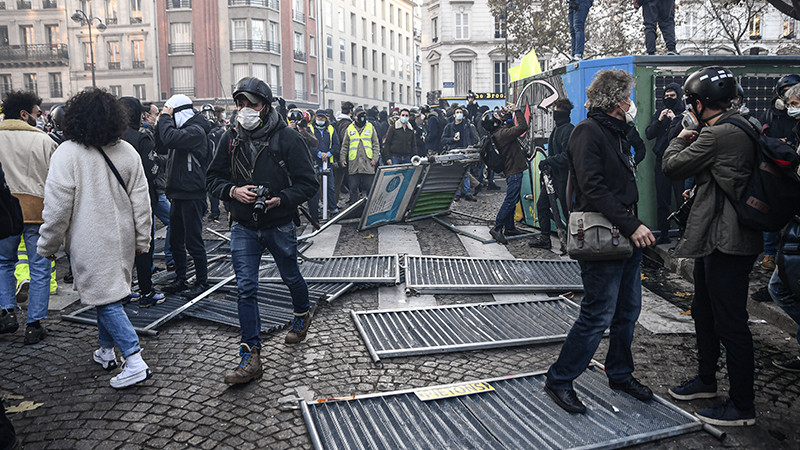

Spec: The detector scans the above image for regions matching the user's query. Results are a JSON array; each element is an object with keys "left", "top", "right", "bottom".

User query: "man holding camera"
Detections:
[{"left": 207, "top": 77, "right": 318, "bottom": 385}]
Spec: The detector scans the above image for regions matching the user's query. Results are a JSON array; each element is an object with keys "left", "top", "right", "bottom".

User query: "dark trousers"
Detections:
[
  {"left": 334, "top": 165, "right": 348, "bottom": 202},
  {"left": 0, "top": 403, "right": 17, "bottom": 449},
  {"left": 348, "top": 173, "right": 373, "bottom": 205},
  {"left": 693, "top": 251, "right": 757, "bottom": 411},
  {"left": 642, "top": 0, "right": 676, "bottom": 54},
  {"left": 546, "top": 248, "right": 643, "bottom": 390},
  {"left": 208, "top": 192, "right": 221, "bottom": 218},
  {"left": 535, "top": 175, "right": 567, "bottom": 236},
  {"left": 134, "top": 214, "right": 156, "bottom": 294},
  {"left": 654, "top": 156, "right": 684, "bottom": 236},
  {"left": 170, "top": 198, "right": 208, "bottom": 285}
]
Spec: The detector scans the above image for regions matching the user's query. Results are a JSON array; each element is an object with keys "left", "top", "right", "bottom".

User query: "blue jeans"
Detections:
[
  {"left": 764, "top": 231, "right": 779, "bottom": 257},
  {"left": 569, "top": 1, "right": 592, "bottom": 57},
  {"left": 455, "top": 173, "right": 472, "bottom": 197},
  {"left": 230, "top": 222, "right": 310, "bottom": 348},
  {"left": 546, "top": 248, "right": 643, "bottom": 390},
  {"left": 769, "top": 268, "right": 800, "bottom": 358},
  {"left": 95, "top": 300, "right": 141, "bottom": 358},
  {"left": 0, "top": 225, "right": 50, "bottom": 324},
  {"left": 154, "top": 193, "right": 174, "bottom": 266},
  {"left": 391, "top": 156, "right": 412, "bottom": 165},
  {"left": 495, "top": 173, "right": 523, "bottom": 229}
]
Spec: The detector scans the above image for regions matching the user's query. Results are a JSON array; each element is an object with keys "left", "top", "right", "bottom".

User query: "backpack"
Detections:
[
  {"left": 777, "top": 216, "right": 800, "bottom": 300},
  {"left": 479, "top": 135, "right": 505, "bottom": 174},
  {"left": 0, "top": 161, "right": 24, "bottom": 240},
  {"left": 718, "top": 118, "right": 800, "bottom": 232}
]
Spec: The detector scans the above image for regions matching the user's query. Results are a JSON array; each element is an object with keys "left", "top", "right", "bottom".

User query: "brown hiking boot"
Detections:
[
  {"left": 285, "top": 312, "right": 312, "bottom": 344},
  {"left": 224, "top": 344, "right": 262, "bottom": 384}
]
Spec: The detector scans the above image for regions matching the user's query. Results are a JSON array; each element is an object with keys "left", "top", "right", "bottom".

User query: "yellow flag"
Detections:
[{"left": 508, "top": 48, "right": 542, "bottom": 82}]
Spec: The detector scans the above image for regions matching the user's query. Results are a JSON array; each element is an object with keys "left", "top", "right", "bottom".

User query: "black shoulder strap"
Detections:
[
  {"left": 719, "top": 117, "right": 759, "bottom": 143},
  {"left": 97, "top": 146, "right": 127, "bottom": 191}
]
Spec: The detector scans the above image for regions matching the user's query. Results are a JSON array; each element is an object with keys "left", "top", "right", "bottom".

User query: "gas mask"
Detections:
[
  {"left": 682, "top": 110, "right": 701, "bottom": 131},
  {"left": 237, "top": 107, "right": 261, "bottom": 130}
]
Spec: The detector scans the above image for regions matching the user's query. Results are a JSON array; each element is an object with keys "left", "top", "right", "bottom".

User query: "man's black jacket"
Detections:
[
  {"left": 568, "top": 110, "right": 642, "bottom": 237},
  {"left": 546, "top": 117, "right": 574, "bottom": 182},
  {"left": 156, "top": 112, "right": 211, "bottom": 201},
  {"left": 207, "top": 107, "right": 318, "bottom": 230},
  {"left": 645, "top": 82, "right": 684, "bottom": 158}
]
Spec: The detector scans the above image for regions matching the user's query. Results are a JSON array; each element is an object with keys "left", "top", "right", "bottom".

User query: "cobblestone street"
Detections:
[{"left": 1, "top": 184, "right": 799, "bottom": 449}]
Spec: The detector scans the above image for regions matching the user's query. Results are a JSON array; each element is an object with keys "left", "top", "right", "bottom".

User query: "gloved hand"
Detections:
[{"left": 538, "top": 159, "right": 551, "bottom": 172}]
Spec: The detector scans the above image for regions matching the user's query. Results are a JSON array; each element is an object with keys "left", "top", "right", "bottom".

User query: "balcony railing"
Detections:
[
  {"left": 42, "top": 0, "right": 57, "bottom": 8},
  {"left": 105, "top": 17, "right": 118, "bottom": 25},
  {"left": 295, "top": 90, "right": 307, "bottom": 100},
  {"left": 0, "top": 44, "right": 69, "bottom": 65},
  {"left": 292, "top": 10, "right": 305, "bottom": 23},
  {"left": 230, "top": 40, "right": 280, "bottom": 53},
  {"left": 293, "top": 50, "right": 307, "bottom": 62},
  {"left": 166, "top": 0, "right": 190, "bottom": 9},
  {"left": 168, "top": 43, "right": 193, "bottom": 54},
  {"left": 108, "top": 61, "right": 120, "bottom": 70},
  {"left": 17, "top": 0, "right": 31, "bottom": 8},
  {"left": 130, "top": 15, "right": 142, "bottom": 23},
  {"left": 170, "top": 87, "right": 195, "bottom": 96},
  {"left": 132, "top": 60, "right": 144, "bottom": 68},
  {"left": 228, "top": 0, "right": 278, "bottom": 9}
]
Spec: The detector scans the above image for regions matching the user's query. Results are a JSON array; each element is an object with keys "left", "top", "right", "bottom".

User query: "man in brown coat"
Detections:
[{"left": 488, "top": 104, "right": 530, "bottom": 244}]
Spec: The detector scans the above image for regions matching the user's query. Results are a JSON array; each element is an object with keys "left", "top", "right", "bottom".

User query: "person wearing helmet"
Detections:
[
  {"left": 46, "top": 104, "right": 65, "bottom": 144},
  {"left": 663, "top": 67, "right": 762, "bottom": 427},
  {"left": 339, "top": 106, "right": 381, "bottom": 205},
  {"left": 207, "top": 76, "right": 318, "bottom": 384}
]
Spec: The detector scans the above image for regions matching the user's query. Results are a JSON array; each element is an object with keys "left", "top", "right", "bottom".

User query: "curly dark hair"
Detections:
[
  {"left": 1, "top": 90, "right": 42, "bottom": 120},
  {"left": 553, "top": 98, "right": 574, "bottom": 111},
  {"left": 63, "top": 88, "right": 127, "bottom": 148}
]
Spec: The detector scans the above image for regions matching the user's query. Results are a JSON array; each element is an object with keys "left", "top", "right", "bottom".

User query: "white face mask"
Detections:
[
  {"left": 789, "top": 107, "right": 800, "bottom": 118},
  {"left": 622, "top": 100, "right": 637, "bottom": 124},
  {"left": 455, "top": 113, "right": 463, "bottom": 121},
  {"left": 237, "top": 107, "right": 261, "bottom": 130},
  {"left": 400, "top": 116, "right": 409, "bottom": 124},
  {"left": 316, "top": 120, "right": 326, "bottom": 126}
]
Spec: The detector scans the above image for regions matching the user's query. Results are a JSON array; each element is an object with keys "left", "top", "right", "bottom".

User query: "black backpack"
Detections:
[
  {"left": 0, "top": 161, "right": 24, "bottom": 240},
  {"left": 718, "top": 118, "right": 800, "bottom": 232},
  {"left": 479, "top": 135, "right": 505, "bottom": 174},
  {"left": 777, "top": 216, "right": 800, "bottom": 299}
]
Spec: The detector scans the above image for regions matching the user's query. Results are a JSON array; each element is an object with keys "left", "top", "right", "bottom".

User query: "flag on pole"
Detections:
[{"left": 508, "top": 48, "right": 542, "bottom": 82}]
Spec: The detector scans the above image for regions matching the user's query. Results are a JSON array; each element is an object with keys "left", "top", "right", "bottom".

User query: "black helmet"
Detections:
[
  {"left": 481, "top": 110, "right": 501, "bottom": 133},
  {"left": 683, "top": 66, "right": 737, "bottom": 107},
  {"left": 287, "top": 109, "right": 304, "bottom": 123},
  {"left": 736, "top": 84, "right": 745, "bottom": 101},
  {"left": 49, "top": 104, "right": 65, "bottom": 131},
  {"left": 233, "top": 77, "right": 272, "bottom": 104},
  {"left": 776, "top": 74, "right": 800, "bottom": 95}
]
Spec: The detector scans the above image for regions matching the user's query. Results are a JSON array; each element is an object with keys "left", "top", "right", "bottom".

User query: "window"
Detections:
[
  {"left": 107, "top": 41, "right": 120, "bottom": 69},
  {"left": 49, "top": 73, "right": 63, "bottom": 98},
  {"left": 399, "top": 83, "right": 403, "bottom": 103},
  {"left": 309, "top": 36, "right": 316, "bottom": 57},
  {"left": 362, "top": 75, "right": 368, "bottom": 97},
  {"left": 323, "top": 1, "right": 331, "bottom": 27},
  {"left": 494, "top": 16, "right": 506, "bottom": 38},
  {"left": 371, "top": 22, "right": 376, "bottom": 43},
  {"left": 252, "top": 20, "right": 265, "bottom": 43},
  {"left": 381, "top": 53, "right": 386, "bottom": 74},
  {"left": 20, "top": 25, "right": 33, "bottom": 46},
  {"left": 109, "top": 85, "right": 121, "bottom": 96},
  {"left": 172, "top": 66, "right": 194, "bottom": 96},
  {"left": 382, "top": 80, "right": 386, "bottom": 100},
  {"left": 390, "top": 30, "right": 394, "bottom": 50},
  {"left": 310, "top": 73, "right": 317, "bottom": 94},
  {"left": 362, "top": 46, "right": 367, "bottom": 69},
  {"left": 455, "top": 12, "right": 469, "bottom": 40},
  {"left": 105, "top": 0, "right": 118, "bottom": 24},
  {"left": 253, "top": 63, "right": 267, "bottom": 82},
  {"left": 749, "top": 13, "right": 762, "bottom": 39},
  {"left": 339, "top": 38, "right": 345, "bottom": 63},
  {"left": 350, "top": 13, "right": 356, "bottom": 35},
  {"left": 170, "top": 22, "right": 192, "bottom": 53},
  {"left": 362, "top": 18, "right": 367, "bottom": 40},
  {"left": 683, "top": 11, "right": 698, "bottom": 39},
  {"left": 326, "top": 34, "right": 333, "bottom": 59},
  {"left": 381, "top": 26, "right": 386, "bottom": 46},
  {"left": 390, "top": 56, "right": 395, "bottom": 77},
  {"left": 389, "top": 4, "right": 393, "bottom": 24},
  {"left": 0, "top": 27, "right": 8, "bottom": 46},
  {"left": 351, "top": 43, "right": 357, "bottom": 66},
  {"left": 45, "top": 25, "right": 60, "bottom": 46},
  {"left": 454, "top": 61, "right": 472, "bottom": 95},
  {"left": 0, "top": 75, "right": 11, "bottom": 99},
  {"left": 232, "top": 19, "right": 247, "bottom": 41},
  {"left": 130, "top": 0, "right": 142, "bottom": 23},
  {"left": 784, "top": 16, "right": 796, "bottom": 39},
  {"left": 494, "top": 61, "right": 507, "bottom": 94},
  {"left": 131, "top": 40, "right": 144, "bottom": 67},
  {"left": 391, "top": 81, "right": 395, "bottom": 102},
  {"left": 295, "top": 72, "right": 306, "bottom": 99},
  {"left": 134, "top": 84, "right": 146, "bottom": 100},
  {"left": 430, "top": 63, "right": 439, "bottom": 91},
  {"left": 406, "top": 12, "right": 410, "bottom": 31},
  {"left": 83, "top": 43, "right": 93, "bottom": 69},
  {"left": 338, "top": 7, "right": 345, "bottom": 32},
  {"left": 294, "top": 32, "right": 305, "bottom": 53},
  {"left": 406, "top": 62, "right": 411, "bottom": 81},
  {"left": 431, "top": 17, "right": 438, "bottom": 42},
  {"left": 269, "top": 65, "right": 280, "bottom": 88},
  {"left": 372, "top": 50, "right": 377, "bottom": 70},
  {"left": 308, "top": 0, "right": 315, "bottom": 18},
  {"left": 373, "top": 77, "right": 378, "bottom": 98},
  {"left": 326, "top": 68, "right": 334, "bottom": 91}
]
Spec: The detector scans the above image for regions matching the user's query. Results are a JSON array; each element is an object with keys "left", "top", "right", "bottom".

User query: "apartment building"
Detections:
[{"left": 319, "top": 0, "right": 417, "bottom": 112}]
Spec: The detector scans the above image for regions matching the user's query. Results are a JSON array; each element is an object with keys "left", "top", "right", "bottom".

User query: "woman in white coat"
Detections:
[{"left": 37, "top": 89, "right": 153, "bottom": 389}]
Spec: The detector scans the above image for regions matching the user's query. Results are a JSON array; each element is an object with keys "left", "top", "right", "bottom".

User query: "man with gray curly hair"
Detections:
[{"left": 544, "top": 69, "right": 655, "bottom": 414}]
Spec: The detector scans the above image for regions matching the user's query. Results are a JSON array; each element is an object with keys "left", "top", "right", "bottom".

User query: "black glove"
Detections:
[{"left": 538, "top": 159, "right": 551, "bottom": 171}]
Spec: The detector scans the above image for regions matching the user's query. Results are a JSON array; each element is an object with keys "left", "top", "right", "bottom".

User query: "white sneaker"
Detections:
[
  {"left": 93, "top": 347, "right": 118, "bottom": 371},
  {"left": 110, "top": 352, "right": 151, "bottom": 389}
]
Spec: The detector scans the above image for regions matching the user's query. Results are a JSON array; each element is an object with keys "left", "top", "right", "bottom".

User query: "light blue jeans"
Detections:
[
  {"left": 154, "top": 193, "right": 174, "bottom": 266},
  {"left": 0, "top": 224, "right": 50, "bottom": 324},
  {"left": 96, "top": 301, "right": 141, "bottom": 357}
]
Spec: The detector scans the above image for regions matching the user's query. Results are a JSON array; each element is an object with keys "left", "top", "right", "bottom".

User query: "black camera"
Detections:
[
  {"left": 668, "top": 192, "right": 694, "bottom": 230},
  {"left": 250, "top": 185, "right": 273, "bottom": 217}
]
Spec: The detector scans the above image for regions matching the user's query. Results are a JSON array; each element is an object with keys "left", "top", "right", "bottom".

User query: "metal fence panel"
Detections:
[
  {"left": 207, "top": 255, "right": 400, "bottom": 284},
  {"left": 405, "top": 255, "right": 582, "bottom": 294},
  {"left": 302, "top": 365, "right": 702, "bottom": 450}
]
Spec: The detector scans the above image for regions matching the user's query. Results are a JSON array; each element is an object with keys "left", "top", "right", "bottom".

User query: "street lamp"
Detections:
[{"left": 71, "top": 6, "right": 106, "bottom": 88}]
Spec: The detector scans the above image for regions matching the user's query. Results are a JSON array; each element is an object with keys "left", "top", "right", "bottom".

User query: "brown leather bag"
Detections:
[{"left": 567, "top": 212, "right": 632, "bottom": 261}]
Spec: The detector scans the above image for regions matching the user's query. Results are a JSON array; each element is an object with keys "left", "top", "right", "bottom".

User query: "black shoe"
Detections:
[
  {"left": 489, "top": 226, "right": 508, "bottom": 245},
  {"left": 487, "top": 184, "right": 501, "bottom": 191},
  {"left": 463, "top": 195, "right": 477, "bottom": 202},
  {"left": 544, "top": 385, "right": 586, "bottom": 414},
  {"left": 609, "top": 377, "right": 653, "bottom": 401},
  {"left": 669, "top": 376, "right": 718, "bottom": 401},
  {"left": 773, "top": 356, "right": 800, "bottom": 372},
  {"left": 63, "top": 268, "right": 74, "bottom": 284},
  {"left": 139, "top": 291, "right": 166, "bottom": 308},
  {"left": 162, "top": 279, "right": 188, "bottom": 294},
  {"left": 24, "top": 324, "right": 47, "bottom": 345},
  {"left": 695, "top": 399, "right": 755, "bottom": 427},
  {"left": 504, "top": 228, "right": 526, "bottom": 237},
  {"left": 453, "top": 195, "right": 461, "bottom": 202},
  {"left": 166, "top": 263, "right": 176, "bottom": 272},
  {"left": 0, "top": 309, "right": 19, "bottom": 334},
  {"left": 181, "top": 282, "right": 210, "bottom": 298},
  {"left": 528, "top": 235, "right": 552, "bottom": 249}
]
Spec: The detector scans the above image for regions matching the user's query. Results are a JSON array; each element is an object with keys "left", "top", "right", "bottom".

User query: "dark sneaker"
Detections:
[
  {"left": 224, "top": 344, "right": 263, "bottom": 384},
  {"left": 669, "top": 376, "right": 718, "bottom": 401},
  {"left": 773, "top": 356, "right": 800, "bottom": 372},
  {"left": 453, "top": 195, "right": 461, "bottom": 202},
  {"left": 489, "top": 227, "right": 508, "bottom": 245},
  {"left": 181, "top": 282, "right": 210, "bottom": 298},
  {"left": 166, "top": 263, "right": 176, "bottom": 272},
  {"left": 544, "top": 385, "right": 586, "bottom": 414},
  {"left": 487, "top": 184, "right": 501, "bottom": 191},
  {"left": 139, "top": 291, "right": 166, "bottom": 308},
  {"left": 609, "top": 377, "right": 653, "bottom": 401},
  {"left": 24, "top": 324, "right": 47, "bottom": 345},
  {"left": 695, "top": 399, "right": 755, "bottom": 427},
  {"left": 528, "top": 235, "right": 552, "bottom": 249},
  {"left": 463, "top": 195, "right": 478, "bottom": 202},
  {"left": 162, "top": 279, "right": 188, "bottom": 294},
  {"left": 0, "top": 309, "right": 19, "bottom": 334},
  {"left": 15, "top": 279, "right": 29, "bottom": 304},
  {"left": 504, "top": 228, "right": 526, "bottom": 237},
  {"left": 285, "top": 312, "right": 312, "bottom": 344},
  {"left": 63, "top": 267, "right": 74, "bottom": 284}
]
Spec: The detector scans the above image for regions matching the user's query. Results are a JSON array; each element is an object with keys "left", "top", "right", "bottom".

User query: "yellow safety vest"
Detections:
[
  {"left": 347, "top": 122, "right": 374, "bottom": 161},
  {"left": 309, "top": 123, "right": 336, "bottom": 162}
]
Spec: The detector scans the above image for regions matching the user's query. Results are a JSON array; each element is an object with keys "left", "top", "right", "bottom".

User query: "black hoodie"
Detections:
[
  {"left": 156, "top": 112, "right": 212, "bottom": 200},
  {"left": 645, "top": 82, "right": 685, "bottom": 157}
]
